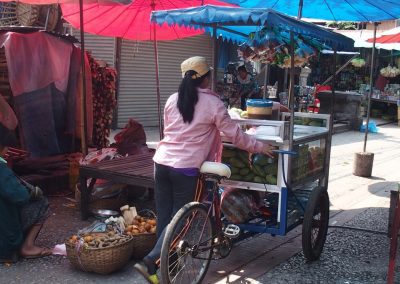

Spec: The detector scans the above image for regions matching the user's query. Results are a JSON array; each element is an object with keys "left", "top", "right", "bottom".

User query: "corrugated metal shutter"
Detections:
[
  {"left": 118, "top": 35, "right": 213, "bottom": 128},
  {"left": 71, "top": 28, "right": 116, "bottom": 67}
]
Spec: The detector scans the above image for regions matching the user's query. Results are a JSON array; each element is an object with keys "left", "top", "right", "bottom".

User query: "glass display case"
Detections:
[
  {"left": 220, "top": 112, "right": 331, "bottom": 225},
  {"left": 220, "top": 112, "right": 331, "bottom": 192}
]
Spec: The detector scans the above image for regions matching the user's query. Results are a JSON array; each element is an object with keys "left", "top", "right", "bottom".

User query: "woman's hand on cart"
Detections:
[{"left": 261, "top": 144, "right": 276, "bottom": 158}]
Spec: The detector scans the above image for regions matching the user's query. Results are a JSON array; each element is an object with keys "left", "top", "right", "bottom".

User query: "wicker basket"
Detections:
[
  {"left": 130, "top": 232, "right": 157, "bottom": 260},
  {"left": 66, "top": 236, "right": 134, "bottom": 275}
]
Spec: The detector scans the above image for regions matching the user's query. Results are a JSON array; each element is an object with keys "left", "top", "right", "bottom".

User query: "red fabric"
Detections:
[
  {"left": 315, "top": 85, "right": 332, "bottom": 93},
  {"left": 61, "top": 0, "right": 235, "bottom": 41},
  {"left": 113, "top": 118, "right": 148, "bottom": 156},
  {"left": 367, "top": 33, "right": 400, "bottom": 44},
  {"left": 0, "top": 32, "right": 73, "bottom": 96},
  {"left": 375, "top": 74, "right": 389, "bottom": 91}
]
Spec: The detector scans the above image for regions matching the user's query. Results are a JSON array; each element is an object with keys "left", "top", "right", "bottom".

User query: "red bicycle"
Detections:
[{"left": 159, "top": 161, "right": 233, "bottom": 284}]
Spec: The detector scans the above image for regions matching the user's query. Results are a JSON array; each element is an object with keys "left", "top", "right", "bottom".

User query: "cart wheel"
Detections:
[{"left": 302, "top": 186, "right": 329, "bottom": 261}]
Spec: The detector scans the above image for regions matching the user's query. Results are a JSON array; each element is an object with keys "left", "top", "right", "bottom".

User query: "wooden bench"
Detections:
[{"left": 79, "top": 150, "right": 155, "bottom": 220}]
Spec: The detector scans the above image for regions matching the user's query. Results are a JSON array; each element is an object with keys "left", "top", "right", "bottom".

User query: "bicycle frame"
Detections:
[
  {"left": 204, "top": 175, "right": 223, "bottom": 234},
  {"left": 184, "top": 175, "right": 227, "bottom": 258},
  {"left": 165, "top": 175, "right": 224, "bottom": 260}
]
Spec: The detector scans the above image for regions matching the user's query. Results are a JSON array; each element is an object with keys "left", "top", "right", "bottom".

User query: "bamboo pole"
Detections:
[
  {"left": 151, "top": 0, "right": 163, "bottom": 140},
  {"left": 79, "top": 0, "right": 88, "bottom": 155}
]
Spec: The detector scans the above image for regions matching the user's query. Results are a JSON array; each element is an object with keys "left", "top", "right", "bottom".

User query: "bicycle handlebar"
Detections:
[{"left": 272, "top": 149, "right": 297, "bottom": 156}]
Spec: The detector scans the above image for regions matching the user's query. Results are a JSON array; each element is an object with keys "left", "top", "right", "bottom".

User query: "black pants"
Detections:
[{"left": 146, "top": 163, "right": 198, "bottom": 262}]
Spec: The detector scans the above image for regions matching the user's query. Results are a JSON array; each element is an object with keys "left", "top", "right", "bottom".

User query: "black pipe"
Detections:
[
  {"left": 363, "top": 22, "right": 378, "bottom": 152},
  {"left": 328, "top": 225, "right": 387, "bottom": 236}
]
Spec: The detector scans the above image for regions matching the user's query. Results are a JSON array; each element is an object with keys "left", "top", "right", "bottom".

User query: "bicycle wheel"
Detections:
[
  {"left": 302, "top": 186, "right": 330, "bottom": 261},
  {"left": 160, "top": 202, "right": 214, "bottom": 284}
]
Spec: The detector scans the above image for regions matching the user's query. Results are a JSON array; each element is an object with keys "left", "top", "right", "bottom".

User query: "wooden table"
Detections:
[{"left": 79, "top": 150, "right": 155, "bottom": 220}]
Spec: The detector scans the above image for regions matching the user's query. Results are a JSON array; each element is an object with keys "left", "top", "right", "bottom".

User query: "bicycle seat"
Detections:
[{"left": 200, "top": 162, "right": 231, "bottom": 179}]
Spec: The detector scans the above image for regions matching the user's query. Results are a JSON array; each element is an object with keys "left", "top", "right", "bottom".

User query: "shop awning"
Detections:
[
  {"left": 337, "top": 30, "right": 400, "bottom": 51},
  {"left": 151, "top": 5, "right": 354, "bottom": 50}
]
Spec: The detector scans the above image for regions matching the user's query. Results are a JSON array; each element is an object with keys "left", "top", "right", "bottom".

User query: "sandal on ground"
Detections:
[
  {"left": 133, "top": 262, "right": 159, "bottom": 284},
  {"left": 20, "top": 247, "right": 52, "bottom": 259}
]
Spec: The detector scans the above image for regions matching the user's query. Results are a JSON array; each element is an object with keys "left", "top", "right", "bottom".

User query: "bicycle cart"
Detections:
[
  {"left": 220, "top": 113, "right": 331, "bottom": 258},
  {"left": 159, "top": 112, "right": 332, "bottom": 283}
]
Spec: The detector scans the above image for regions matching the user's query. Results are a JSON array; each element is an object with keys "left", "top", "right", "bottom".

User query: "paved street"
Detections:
[{"left": 0, "top": 121, "right": 399, "bottom": 283}]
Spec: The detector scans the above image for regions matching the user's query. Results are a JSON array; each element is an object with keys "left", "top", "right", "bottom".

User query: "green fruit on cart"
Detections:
[
  {"left": 243, "top": 172, "right": 255, "bottom": 182},
  {"left": 265, "top": 174, "right": 277, "bottom": 185},
  {"left": 237, "top": 151, "right": 250, "bottom": 164},
  {"left": 230, "top": 174, "right": 242, "bottom": 181},
  {"left": 302, "top": 118, "right": 311, "bottom": 125},
  {"left": 229, "top": 157, "right": 246, "bottom": 168},
  {"left": 308, "top": 120, "right": 322, "bottom": 127},
  {"left": 253, "top": 154, "right": 269, "bottom": 166},
  {"left": 252, "top": 164, "right": 264, "bottom": 176},
  {"left": 264, "top": 164, "right": 278, "bottom": 175},
  {"left": 230, "top": 167, "right": 239, "bottom": 174},
  {"left": 222, "top": 157, "right": 230, "bottom": 164},
  {"left": 253, "top": 176, "right": 264, "bottom": 183},
  {"left": 240, "top": 168, "right": 250, "bottom": 176}
]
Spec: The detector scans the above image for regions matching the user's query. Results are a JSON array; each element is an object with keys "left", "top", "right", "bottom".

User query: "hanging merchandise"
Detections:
[
  {"left": 237, "top": 27, "right": 321, "bottom": 69},
  {"left": 88, "top": 53, "right": 117, "bottom": 149},
  {"left": 351, "top": 58, "right": 366, "bottom": 68},
  {"left": 380, "top": 65, "right": 400, "bottom": 78}
]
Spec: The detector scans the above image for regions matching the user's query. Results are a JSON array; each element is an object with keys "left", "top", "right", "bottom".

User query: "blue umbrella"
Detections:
[
  {"left": 226, "top": 0, "right": 400, "bottom": 161},
  {"left": 151, "top": 5, "right": 354, "bottom": 49},
  {"left": 224, "top": 0, "right": 400, "bottom": 21}
]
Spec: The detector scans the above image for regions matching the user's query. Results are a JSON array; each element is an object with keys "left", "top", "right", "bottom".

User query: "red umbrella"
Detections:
[
  {"left": 61, "top": 0, "right": 232, "bottom": 40},
  {"left": 61, "top": 0, "right": 234, "bottom": 139}
]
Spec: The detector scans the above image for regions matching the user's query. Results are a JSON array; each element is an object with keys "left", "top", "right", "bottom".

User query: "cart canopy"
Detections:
[{"left": 151, "top": 5, "right": 354, "bottom": 50}]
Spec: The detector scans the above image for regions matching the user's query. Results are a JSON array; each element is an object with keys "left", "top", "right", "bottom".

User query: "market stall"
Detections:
[
  {"left": 365, "top": 30, "right": 400, "bottom": 123},
  {"left": 150, "top": 5, "right": 354, "bottom": 281}
]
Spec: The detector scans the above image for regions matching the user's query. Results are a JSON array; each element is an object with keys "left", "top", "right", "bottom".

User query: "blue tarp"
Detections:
[
  {"left": 224, "top": 0, "right": 400, "bottom": 22},
  {"left": 151, "top": 5, "right": 354, "bottom": 50}
]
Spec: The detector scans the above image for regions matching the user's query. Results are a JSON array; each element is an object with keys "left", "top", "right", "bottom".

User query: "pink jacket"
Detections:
[{"left": 153, "top": 88, "right": 264, "bottom": 169}]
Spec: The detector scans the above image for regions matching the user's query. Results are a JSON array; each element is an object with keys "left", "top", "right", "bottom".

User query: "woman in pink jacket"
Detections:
[{"left": 134, "top": 56, "right": 273, "bottom": 284}]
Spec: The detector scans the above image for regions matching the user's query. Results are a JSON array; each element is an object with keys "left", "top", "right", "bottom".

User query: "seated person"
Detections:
[
  {"left": 0, "top": 125, "right": 51, "bottom": 262},
  {"left": 237, "top": 65, "right": 260, "bottom": 110}
]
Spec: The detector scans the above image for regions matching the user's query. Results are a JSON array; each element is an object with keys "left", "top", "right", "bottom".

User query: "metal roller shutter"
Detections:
[
  {"left": 71, "top": 28, "right": 116, "bottom": 67},
  {"left": 118, "top": 35, "right": 213, "bottom": 128}
]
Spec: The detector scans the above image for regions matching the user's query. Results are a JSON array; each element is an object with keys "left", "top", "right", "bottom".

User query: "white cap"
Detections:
[{"left": 181, "top": 56, "right": 212, "bottom": 79}]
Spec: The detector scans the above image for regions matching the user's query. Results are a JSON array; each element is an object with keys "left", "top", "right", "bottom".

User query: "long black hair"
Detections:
[{"left": 177, "top": 70, "right": 210, "bottom": 123}]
